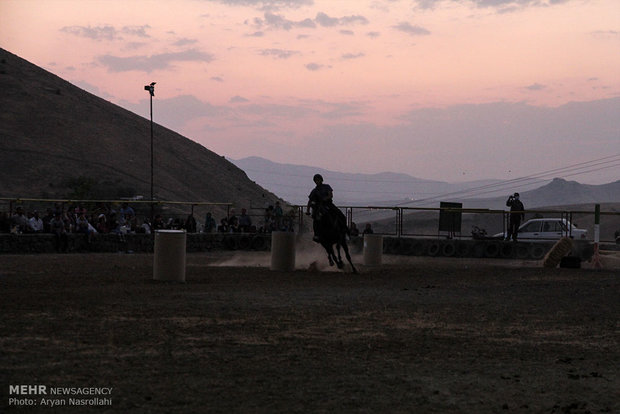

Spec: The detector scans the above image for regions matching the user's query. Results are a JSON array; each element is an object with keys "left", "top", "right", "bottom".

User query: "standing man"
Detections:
[{"left": 506, "top": 192, "right": 525, "bottom": 241}]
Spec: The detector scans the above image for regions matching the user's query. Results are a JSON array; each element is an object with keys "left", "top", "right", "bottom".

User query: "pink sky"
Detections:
[{"left": 1, "top": 0, "right": 619, "bottom": 184}]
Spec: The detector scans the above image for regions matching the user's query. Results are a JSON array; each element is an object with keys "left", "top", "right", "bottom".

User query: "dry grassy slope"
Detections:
[{"left": 0, "top": 48, "right": 281, "bottom": 216}]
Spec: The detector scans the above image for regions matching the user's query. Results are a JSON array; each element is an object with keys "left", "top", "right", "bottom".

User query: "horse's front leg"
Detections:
[
  {"left": 322, "top": 243, "right": 336, "bottom": 266},
  {"left": 335, "top": 244, "right": 344, "bottom": 269}
]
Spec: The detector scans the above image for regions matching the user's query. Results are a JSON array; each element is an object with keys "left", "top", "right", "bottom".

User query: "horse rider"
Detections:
[{"left": 306, "top": 174, "right": 347, "bottom": 242}]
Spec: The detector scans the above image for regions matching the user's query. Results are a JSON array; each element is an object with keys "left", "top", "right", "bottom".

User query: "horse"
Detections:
[{"left": 314, "top": 205, "right": 358, "bottom": 274}]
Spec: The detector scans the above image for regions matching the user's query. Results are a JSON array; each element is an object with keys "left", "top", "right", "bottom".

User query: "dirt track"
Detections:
[{"left": 1, "top": 251, "right": 619, "bottom": 413}]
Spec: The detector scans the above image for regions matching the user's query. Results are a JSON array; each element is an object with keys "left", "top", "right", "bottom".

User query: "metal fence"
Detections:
[{"left": 2, "top": 198, "right": 619, "bottom": 243}]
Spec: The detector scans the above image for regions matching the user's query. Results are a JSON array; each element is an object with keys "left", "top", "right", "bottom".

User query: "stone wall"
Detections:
[{"left": 0, "top": 233, "right": 273, "bottom": 254}]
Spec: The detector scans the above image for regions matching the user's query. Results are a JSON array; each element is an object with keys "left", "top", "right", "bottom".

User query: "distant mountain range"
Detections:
[{"left": 232, "top": 156, "right": 620, "bottom": 209}]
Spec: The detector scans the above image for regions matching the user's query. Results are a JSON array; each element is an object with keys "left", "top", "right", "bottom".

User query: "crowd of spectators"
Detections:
[{"left": 0, "top": 201, "right": 298, "bottom": 237}]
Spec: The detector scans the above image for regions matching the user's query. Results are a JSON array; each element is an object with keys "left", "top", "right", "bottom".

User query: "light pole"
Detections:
[{"left": 144, "top": 82, "right": 155, "bottom": 228}]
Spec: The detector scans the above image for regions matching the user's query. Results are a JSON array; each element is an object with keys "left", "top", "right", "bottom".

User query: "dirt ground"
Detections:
[{"left": 1, "top": 248, "right": 619, "bottom": 413}]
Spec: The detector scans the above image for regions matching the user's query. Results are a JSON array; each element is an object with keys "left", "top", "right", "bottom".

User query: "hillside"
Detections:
[
  {"left": 232, "top": 156, "right": 546, "bottom": 205},
  {"left": 0, "top": 49, "right": 281, "bottom": 218},
  {"left": 232, "top": 157, "right": 619, "bottom": 208}
]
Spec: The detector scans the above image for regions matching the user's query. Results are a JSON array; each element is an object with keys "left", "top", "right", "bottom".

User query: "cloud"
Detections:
[
  {"left": 525, "top": 83, "right": 546, "bottom": 91},
  {"left": 97, "top": 49, "right": 215, "bottom": 72},
  {"left": 60, "top": 24, "right": 151, "bottom": 41},
  {"left": 305, "top": 62, "right": 324, "bottom": 71},
  {"left": 120, "top": 95, "right": 228, "bottom": 131},
  {"left": 590, "top": 30, "right": 620, "bottom": 39},
  {"left": 121, "top": 25, "right": 151, "bottom": 38},
  {"left": 207, "top": 0, "right": 313, "bottom": 12},
  {"left": 315, "top": 12, "right": 339, "bottom": 27},
  {"left": 339, "top": 30, "right": 354, "bottom": 36},
  {"left": 230, "top": 95, "right": 250, "bottom": 103},
  {"left": 411, "top": 0, "right": 570, "bottom": 13},
  {"left": 342, "top": 52, "right": 365, "bottom": 60},
  {"left": 211, "top": 76, "right": 224, "bottom": 82},
  {"left": 259, "top": 48, "right": 299, "bottom": 59},
  {"left": 313, "top": 12, "right": 368, "bottom": 27},
  {"left": 254, "top": 11, "right": 369, "bottom": 31},
  {"left": 393, "top": 22, "right": 430, "bottom": 36},
  {"left": 256, "top": 12, "right": 316, "bottom": 30},
  {"left": 367, "top": 31, "right": 381, "bottom": 38},
  {"left": 173, "top": 38, "right": 199, "bottom": 46},
  {"left": 60, "top": 25, "right": 118, "bottom": 40}
]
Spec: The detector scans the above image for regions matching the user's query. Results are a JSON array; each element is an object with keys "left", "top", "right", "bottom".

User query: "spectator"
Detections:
[
  {"left": 76, "top": 210, "right": 97, "bottom": 243},
  {"left": 238, "top": 208, "right": 252, "bottom": 232},
  {"left": 152, "top": 214, "right": 165, "bottom": 230},
  {"left": 96, "top": 214, "right": 109, "bottom": 234},
  {"left": 228, "top": 215, "right": 239, "bottom": 232},
  {"left": 204, "top": 212, "right": 216, "bottom": 233},
  {"left": 350, "top": 222, "right": 360, "bottom": 237},
  {"left": 42, "top": 208, "right": 54, "bottom": 233},
  {"left": 141, "top": 218, "right": 152, "bottom": 235},
  {"left": 274, "top": 201, "right": 283, "bottom": 230},
  {"left": 218, "top": 217, "right": 229, "bottom": 233},
  {"left": 29, "top": 211, "right": 44, "bottom": 233},
  {"left": 119, "top": 202, "right": 135, "bottom": 220},
  {"left": 49, "top": 212, "right": 68, "bottom": 252},
  {"left": 0, "top": 211, "right": 9, "bottom": 233},
  {"left": 11, "top": 207, "right": 28, "bottom": 233},
  {"left": 362, "top": 223, "right": 374, "bottom": 235},
  {"left": 185, "top": 214, "right": 197, "bottom": 233},
  {"left": 264, "top": 206, "right": 274, "bottom": 232},
  {"left": 506, "top": 192, "right": 525, "bottom": 241}
]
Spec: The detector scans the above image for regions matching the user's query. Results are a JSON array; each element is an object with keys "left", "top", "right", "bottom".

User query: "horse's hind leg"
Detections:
[
  {"left": 342, "top": 242, "right": 358, "bottom": 274},
  {"left": 322, "top": 243, "right": 336, "bottom": 266}
]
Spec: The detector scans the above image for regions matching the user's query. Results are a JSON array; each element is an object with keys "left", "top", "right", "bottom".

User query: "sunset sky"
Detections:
[{"left": 1, "top": 0, "right": 619, "bottom": 184}]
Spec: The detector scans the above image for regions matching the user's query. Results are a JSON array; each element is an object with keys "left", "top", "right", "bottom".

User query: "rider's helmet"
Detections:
[{"left": 313, "top": 174, "right": 323, "bottom": 183}]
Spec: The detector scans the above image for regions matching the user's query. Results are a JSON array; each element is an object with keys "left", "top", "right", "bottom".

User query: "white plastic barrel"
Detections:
[
  {"left": 363, "top": 234, "right": 383, "bottom": 266},
  {"left": 153, "top": 230, "right": 187, "bottom": 282},
  {"left": 270, "top": 231, "right": 296, "bottom": 271}
]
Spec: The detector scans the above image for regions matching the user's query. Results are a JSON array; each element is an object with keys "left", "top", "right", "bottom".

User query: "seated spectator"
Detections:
[
  {"left": 29, "top": 211, "right": 44, "bottom": 233},
  {"left": 96, "top": 214, "right": 109, "bottom": 234},
  {"left": 119, "top": 202, "right": 135, "bottom": 220},
  {"left": 141, "top": 219, "right": 151, "bottom": 235},
  {"left": 238, "top": 208, "right": 252, "bottom": 232},
  {"left": 218, "top": 218, "right": 229, "bottom": 233},
  {"left": 228, "top": 216, "right": 239, "bottom": 233},
  {"left": 350, "top": 222, "right": 360, "bottom": 237},
  {"left": 204, "top": 212, "right": 216, "bottom": 233},
  {"left": 42, "top": 208, "right": 54, "bottom": 233},
  {"left": 49, "top": 212, "right": 68, "bottom": 252},
  {"left": 152, "top": 215, "right": 165, "bottom": 230},
  {"left": 362, "top": 223, "right": 374, "bottom": 235},
  {"left": 76, "top": 210, "right": 97, "bottom": 243}
]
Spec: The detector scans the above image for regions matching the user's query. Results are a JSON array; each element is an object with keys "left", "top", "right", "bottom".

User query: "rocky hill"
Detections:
[{"left": 0, "top": 48, "right": 281, "bottom": 218}]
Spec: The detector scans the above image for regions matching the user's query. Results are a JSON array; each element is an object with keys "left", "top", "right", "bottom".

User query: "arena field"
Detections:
[{"left": 1, "top": 248, "right": 619, "bottom": 413}]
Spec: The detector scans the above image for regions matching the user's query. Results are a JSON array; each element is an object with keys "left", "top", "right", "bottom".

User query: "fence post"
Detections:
[{"left": 592, "top": 204, "right": 602, "bottom": 269}]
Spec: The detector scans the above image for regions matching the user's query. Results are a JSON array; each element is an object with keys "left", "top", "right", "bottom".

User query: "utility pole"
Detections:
[{"left": 144, "top": 82, "right": 156, "bottom": 229}]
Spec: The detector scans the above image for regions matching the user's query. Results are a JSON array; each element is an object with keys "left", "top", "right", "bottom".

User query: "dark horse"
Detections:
[{"left": 314, "top": 206, "right": 358, "bottom": 274}]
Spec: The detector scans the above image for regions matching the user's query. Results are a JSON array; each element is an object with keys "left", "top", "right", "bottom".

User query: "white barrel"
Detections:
[
  {"left": 363, "top": 234, "right": 383, "bottom": 266},
  {"left": 270, "top": 231, "right": 296, "bottom": 271},
  {"left": 153, "top": 230, "right": 187, "bottom": 282}
]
